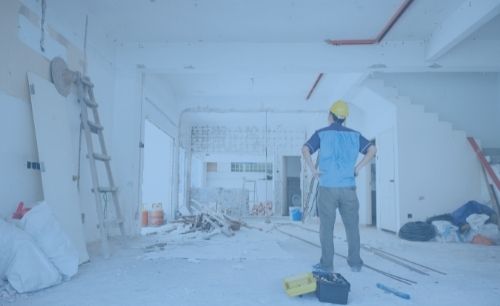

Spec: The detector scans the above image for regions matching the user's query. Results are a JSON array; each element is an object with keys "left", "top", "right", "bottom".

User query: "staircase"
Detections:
[
  {"left": 363, "top": 78, "right": 484, "bottom": 226},
  {"left": 484, "top": 148, "right": 500, "bottom": 167}
]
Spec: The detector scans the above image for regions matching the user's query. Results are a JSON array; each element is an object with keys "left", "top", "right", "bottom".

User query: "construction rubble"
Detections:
[{"left": 142, "top": 200, "right": 261, "bottom": 241}]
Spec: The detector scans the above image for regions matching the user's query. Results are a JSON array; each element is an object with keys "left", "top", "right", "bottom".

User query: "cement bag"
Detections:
[
  {"left": 0, "top": 219, "right": 61, "bottom": 293},
  {"left": 19, "top": 202, "right": 78, "bottom": 279}
]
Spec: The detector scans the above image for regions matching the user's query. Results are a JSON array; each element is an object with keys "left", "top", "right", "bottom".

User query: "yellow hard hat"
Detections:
[{"left": 330, "top": 100, "right": 349, "bottom": 119}]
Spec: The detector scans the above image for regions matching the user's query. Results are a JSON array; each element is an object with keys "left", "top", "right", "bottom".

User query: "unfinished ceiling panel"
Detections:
[{"left": 78, "top": 0, "right": 407, "bottom": 43}]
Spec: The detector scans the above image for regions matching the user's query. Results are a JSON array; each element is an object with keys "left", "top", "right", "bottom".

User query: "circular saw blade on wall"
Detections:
[{"left": 50, "top": 57, "right": 76, "bottom": 97}]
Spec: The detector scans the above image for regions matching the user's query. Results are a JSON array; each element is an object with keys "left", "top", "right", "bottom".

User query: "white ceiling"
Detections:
[
  {"left": 157, "top": 73, "right": 321, "bottom": 98},
  {"left": 151, "top": 72, "right": 365, "bottom": 111},
  {"left": 87, "top": 0, "right": 403, "bottom": 43},
  {"left": 385, "top": 0, "right": 464, "bottom": 40},
  {"left": 34, "top": 0, "right": 500, "bottom": 116},
  {"left": 45, "top": 0, "right": 465, "bottom": 44}
]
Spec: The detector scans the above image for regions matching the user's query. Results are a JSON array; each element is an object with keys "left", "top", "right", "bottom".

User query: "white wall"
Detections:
[
  {"left": 0, "top": 1, "right": 182, "bottom": 240},
  {"left": 112, "top": 68, "right": 181, "bottom": 236},
  {"left": 0, "top": 1, "right": 118, "bottom": 243},
  {"left": 378, "top": 72, "right": 500, "bottom": 147},
  {"left": 396, "top": 101, "right": 484, "bottom": 225},
  {"left": 351, "top": 87, "right": 398, "bottom": 226},
  {"left": 363, "top": 79, "right": 487, "bottom": 230}
]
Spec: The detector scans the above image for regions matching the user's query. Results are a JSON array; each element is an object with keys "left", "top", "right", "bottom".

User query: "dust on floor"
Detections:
[{"left": 2, "top": 219, "right": 500, "bottom": 306}]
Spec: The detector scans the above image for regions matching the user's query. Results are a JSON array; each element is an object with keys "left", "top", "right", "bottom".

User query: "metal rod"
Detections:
[
  {"left": 368, "top": 249, "right": 429, "bottom": 276},
  {"left": 367, "top": 248, "right": 447, "bottom": 276},
  {"left": 274, "top": 225, "right": 416, "bottom": 285},
  {"left": 280, "top": 222, "right": 446, "bottom": 275}
]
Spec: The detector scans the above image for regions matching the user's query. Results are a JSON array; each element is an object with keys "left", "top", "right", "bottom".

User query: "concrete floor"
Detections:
[{"left": 2, "top": 218, "right": 500, "bottom": 306}]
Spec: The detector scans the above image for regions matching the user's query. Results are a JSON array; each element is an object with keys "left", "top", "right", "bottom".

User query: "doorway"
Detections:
[
  {"left": 283, "top": 156, "right": 301, "bottom": 216},
  {"left": 141, "top": 119, "right": 175, "bottom": 223},
  {"left": 376, "top": 128, "right": 398, "bottom": 232}
]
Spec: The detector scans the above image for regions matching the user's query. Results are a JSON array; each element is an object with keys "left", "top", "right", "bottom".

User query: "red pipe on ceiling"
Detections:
[
  {"left": 306, "top": 73, "right": 324, "bottom": 100},
  {"left": 326, "top": 0, "right": 414, "bottom": 46}
]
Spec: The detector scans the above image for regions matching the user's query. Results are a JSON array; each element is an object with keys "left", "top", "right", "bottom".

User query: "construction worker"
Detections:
[{"left": 302, "top": 100, "right": 376, "bottom": 273}]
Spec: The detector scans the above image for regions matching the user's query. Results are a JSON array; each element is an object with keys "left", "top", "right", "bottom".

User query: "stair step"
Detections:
[
  {"left": 382, "top": 87, "right": 399, "bottom": 99},
  {"left": 487, "top": 156, "right": 500, "bottom": 164},
  {"left": 364, "top": 79, "right": 385, "bottom": 89},
  {"left": 392, "top": 96, "right": 411, "bottom": 107},
  {"left": 92, "top": 153, "right": 111, "bottom": 161},
  {"left": 483, "top": 148, "right": 500, "bottom": 156},
  {"left": 424, "top": 112, "right": 439, "bottom": 122},
  {"left": 452, "top": 129, "right": 467, "bottom": 140}
]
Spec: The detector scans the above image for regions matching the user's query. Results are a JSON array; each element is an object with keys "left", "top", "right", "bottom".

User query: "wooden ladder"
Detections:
[{"left": 76, "top": 73, "right": 125, "bottom": 256}]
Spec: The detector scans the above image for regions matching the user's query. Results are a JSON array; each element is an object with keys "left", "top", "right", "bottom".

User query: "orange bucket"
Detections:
[{"left": 149, "top": 203, "right": 164, "bottom": 226}]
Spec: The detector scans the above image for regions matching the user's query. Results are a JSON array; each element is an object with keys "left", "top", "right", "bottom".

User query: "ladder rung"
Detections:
[
  {"left": 104, "top": 219, "right": 123, "bottom": 226},
  {"left": 92, "top": 186, "right": 118, "bottom": 193},
  {"left": 82, "top": 76, "right": 94, "bottom": 88},
  {"left": 83, "top": 97, "right": 98, "bottom": 108},
  {"left": 92, "top": 153, "right": 111, "bottom": 161},
  {"left": 87, "top": 121, "right": 103, "bottom": 133}
]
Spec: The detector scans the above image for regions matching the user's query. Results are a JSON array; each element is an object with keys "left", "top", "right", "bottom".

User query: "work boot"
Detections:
[{"left": 312, "top": 263, "right": 333, "bottom": 273}]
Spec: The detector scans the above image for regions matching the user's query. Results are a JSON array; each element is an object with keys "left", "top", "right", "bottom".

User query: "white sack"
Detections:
[
  {"left": 432, "top": 220, "right": 460, "bottom": 242},
  {"left": 0, "top": 219, "right": 61, "bottom": 293},
  {"left": 474, "top": 223, "right": 500, "bottom": 244},
  {"left": 466, "top": 214, "right": 490, "bottom": 231},
  {"left": 19, "top": 202, "right": 79, "bottom": 279}
]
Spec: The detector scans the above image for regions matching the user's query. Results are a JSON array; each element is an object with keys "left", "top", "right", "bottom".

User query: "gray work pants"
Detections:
[{"left": 318, "top": 186, "right": 363, "bottom": 271}]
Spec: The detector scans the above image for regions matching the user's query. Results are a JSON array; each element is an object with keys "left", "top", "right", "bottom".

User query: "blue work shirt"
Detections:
[{"left": 304, "top": 122, "right": 372, "bottom": 188}]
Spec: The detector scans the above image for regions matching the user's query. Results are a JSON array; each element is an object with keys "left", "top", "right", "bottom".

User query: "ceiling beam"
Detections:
[
  {"left": 116, "top": 41, "right": 500, "bottom": 74},
  {"left": 426, "top": 0, "right": 500, "bottom": 61}
]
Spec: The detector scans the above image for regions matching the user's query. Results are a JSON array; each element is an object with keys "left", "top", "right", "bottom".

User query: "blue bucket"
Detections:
[{"left": 289, "top": 207, "right": 302, "bottom": 221}]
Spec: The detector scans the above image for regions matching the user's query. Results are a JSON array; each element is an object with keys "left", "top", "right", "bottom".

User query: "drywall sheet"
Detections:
[
  {"left": 0, "top": 90, "right": 43, "bottom": 218},
  {"left": 27, "top": 72, "right": 89, "bottom": 263}
]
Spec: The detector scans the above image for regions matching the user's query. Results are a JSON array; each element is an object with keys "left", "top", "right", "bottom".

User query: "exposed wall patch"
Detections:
[{"left": 17, "top": 4, "right": 68, "bottom": 61}]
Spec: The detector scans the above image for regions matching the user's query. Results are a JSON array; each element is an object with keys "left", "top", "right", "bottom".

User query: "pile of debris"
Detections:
[
  {"left": 171, "top": 200, "right": 259, "bottom": 239},
  {"left": 398, "top": 201, "right": 500, "bottom": 245},
  {"left": 250, "top": 201, "right": 273, "bottom": 217}
]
